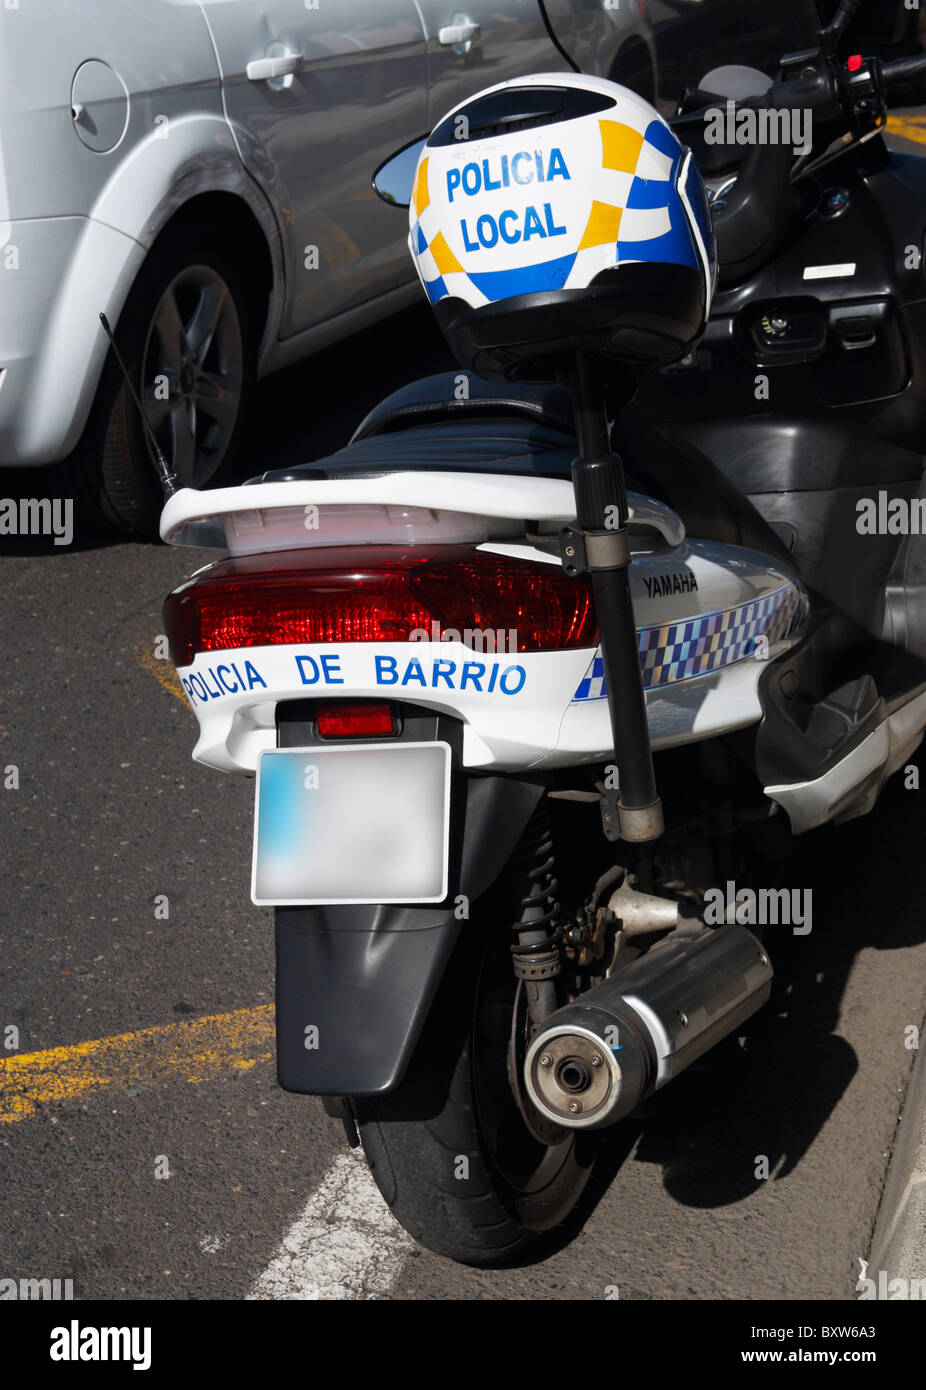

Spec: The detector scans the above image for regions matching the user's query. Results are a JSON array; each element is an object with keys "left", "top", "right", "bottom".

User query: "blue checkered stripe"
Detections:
[{"left": 573, "top": 583, "right": 808, "bottom": 701}]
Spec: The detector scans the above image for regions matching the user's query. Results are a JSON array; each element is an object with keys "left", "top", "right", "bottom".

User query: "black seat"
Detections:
[
  {"left": 351, "top": 371, "right": 576, "bottom": 441},
  {"left": 254, "top": 420, "right": 576, "bottom": 483},
  {"left": 249, "top": 372, "right": 794, "bottom": 567},
  {"left": 251, "top": 373, "right": 578, "bottom": 482}
]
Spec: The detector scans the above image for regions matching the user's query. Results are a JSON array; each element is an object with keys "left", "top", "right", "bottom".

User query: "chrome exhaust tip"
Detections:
[
  {"left": 524, "top": 926, "right": 772, "bottom": 1131},
  {"left": 525, "top": 1019, "right": 651, "bottom": 1130}
]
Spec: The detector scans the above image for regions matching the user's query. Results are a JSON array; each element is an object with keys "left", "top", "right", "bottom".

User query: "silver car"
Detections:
[{"left": 0, "top": 0, "right": 654, "bottom": 533}]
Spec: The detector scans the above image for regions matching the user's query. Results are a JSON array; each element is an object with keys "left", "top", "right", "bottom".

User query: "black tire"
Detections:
[
  {"left": 70, "top": 229, "right": 255, "bottom": 538},
  {"left": 355, "top": 814, "right": 600, "bottom": 1267}
]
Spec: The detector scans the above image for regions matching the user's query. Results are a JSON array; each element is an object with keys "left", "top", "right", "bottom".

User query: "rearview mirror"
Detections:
[{"left": 372, "top": 138, "right": 426, "bottom": 208}]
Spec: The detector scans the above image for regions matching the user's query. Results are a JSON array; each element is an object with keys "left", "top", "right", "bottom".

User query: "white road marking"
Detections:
[
  {"left": 247, "top": 1150, "right": 413, "bottom": 1300},
  {"left": 199, "top": 1234, "right": 230, "bottom": 1254}
]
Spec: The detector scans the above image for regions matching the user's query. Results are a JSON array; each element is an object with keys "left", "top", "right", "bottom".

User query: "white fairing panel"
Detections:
[{"left": 160, "top": 476, "right": 686, "bottom": 549}]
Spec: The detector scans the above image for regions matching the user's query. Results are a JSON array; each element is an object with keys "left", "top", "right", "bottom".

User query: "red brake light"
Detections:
[
  {"left": 848, "top": 54, "right": 863, "bottom": 72},
  {"left": 164, "top": 546, "right": 596, "bottom": 666},
  {"left": 315, "top": 701, "right": 396, "bottom": 738}
]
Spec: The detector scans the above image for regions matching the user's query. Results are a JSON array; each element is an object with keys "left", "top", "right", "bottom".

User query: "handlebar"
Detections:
[
  {"left": 881, "top": 52, "right": 926, "bottom": 90},
  {"left": 706, "top": 42, "right": 926, "bottom": 285},
  {"left": 706, "top": 64, "right": 840, "bottom": 284}
]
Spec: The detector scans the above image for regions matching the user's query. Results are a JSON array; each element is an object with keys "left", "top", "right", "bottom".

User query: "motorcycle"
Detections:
[{"left": 156, "top": 0, "right": 926, "bottom": 1265}]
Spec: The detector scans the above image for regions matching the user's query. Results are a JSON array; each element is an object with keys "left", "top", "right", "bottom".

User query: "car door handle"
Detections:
[
  {"left": 438, "top": 19, "right": 480, "bottom": 47},
  {"left": 246, "top": 53, "right": 304, "bottom": 82}
]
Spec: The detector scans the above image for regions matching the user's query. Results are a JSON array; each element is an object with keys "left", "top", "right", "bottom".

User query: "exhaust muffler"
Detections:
[{"left": 524, "top": 926, "right": 772, "bottom": 1130}]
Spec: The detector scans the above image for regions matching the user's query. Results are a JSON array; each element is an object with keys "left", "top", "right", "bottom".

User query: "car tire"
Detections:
[{"left": 71, "top": 230, "right": 255, "bottom": 538}]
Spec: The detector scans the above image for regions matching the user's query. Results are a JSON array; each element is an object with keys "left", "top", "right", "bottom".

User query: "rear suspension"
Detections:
[{"left": 509, "top": 805, "right": 563, "bottom": 1026}]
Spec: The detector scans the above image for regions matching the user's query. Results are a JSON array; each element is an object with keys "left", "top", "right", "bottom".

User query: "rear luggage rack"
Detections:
[{"left": 159, "top": 474, "right": 686, "bottom": 555}]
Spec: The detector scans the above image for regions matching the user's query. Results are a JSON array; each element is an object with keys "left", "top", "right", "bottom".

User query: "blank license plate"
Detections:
[{"left": 251, "top": 742, "right": 451, "bottom": 906}]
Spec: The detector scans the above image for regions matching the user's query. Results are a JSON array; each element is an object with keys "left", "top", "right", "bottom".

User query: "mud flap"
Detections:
[{"left": 275, "top": 774, "right": 544, "bottom": 1095}]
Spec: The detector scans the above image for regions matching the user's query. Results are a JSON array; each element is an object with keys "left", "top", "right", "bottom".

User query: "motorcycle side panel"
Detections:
[{"left": 631, "top": 151, "right": 926, "bottom": 660}]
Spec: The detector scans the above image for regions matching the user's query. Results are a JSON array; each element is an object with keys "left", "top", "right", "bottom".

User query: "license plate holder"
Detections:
[{"left": 251, "top": 741, "right": 451, "bottom": 906}]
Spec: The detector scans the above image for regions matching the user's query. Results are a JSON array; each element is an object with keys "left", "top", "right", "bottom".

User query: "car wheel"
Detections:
[{"left": 72, "top": 231, "right": 255, "bottom": 538}]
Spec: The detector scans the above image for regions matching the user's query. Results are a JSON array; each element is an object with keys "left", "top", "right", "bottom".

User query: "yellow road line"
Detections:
[
  {"left": 135, "top": 641, "right": 188, "bottom": 706},
  {"left": 886, "top": 115, "right": 926, "bottom": 147},
  {"left": 0, "top": 1005, "right": 275, "bottom": 1123}
]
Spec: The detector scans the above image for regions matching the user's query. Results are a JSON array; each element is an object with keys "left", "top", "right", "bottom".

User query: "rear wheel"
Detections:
[
  {"left": 71, "top": 231, "right": 254, "bottom": 537},
  {"left": 356, "top": 816, "right": 600, "bottom": 1266}
]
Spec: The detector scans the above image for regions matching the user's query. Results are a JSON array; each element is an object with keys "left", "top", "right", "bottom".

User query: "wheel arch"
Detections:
[
  {"left": 138, "top": 192, "right": 277, "bottom": 368},
  {"left": 93, "top": 115, "right": 284, "bottom": 354},
  {"left": 43, "top": 152, "right": 284, "bottom": 464}
]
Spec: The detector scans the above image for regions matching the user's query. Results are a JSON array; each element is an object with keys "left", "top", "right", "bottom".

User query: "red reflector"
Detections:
[
  {"left": 163, "top": 545, "right": 597, "bottom": 666},
  {"left": 315, "top": 701, "right": 395, "bottom": 738},
  {"left": 848, "top": 53, "right": 863, "bottom": 72}
]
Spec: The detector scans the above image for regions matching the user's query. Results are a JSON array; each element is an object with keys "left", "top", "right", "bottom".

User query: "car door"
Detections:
[
  {"left": 415, "top": 1, "right": 572, "bottom": 128},
  {"left": 199, "top": 0, "right": 428, "bottom": 338}
]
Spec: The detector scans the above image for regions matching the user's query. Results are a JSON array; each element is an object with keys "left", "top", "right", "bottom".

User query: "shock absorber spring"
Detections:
[{"left": 509, "top": 805, "right": 562, "bottom": 1022}]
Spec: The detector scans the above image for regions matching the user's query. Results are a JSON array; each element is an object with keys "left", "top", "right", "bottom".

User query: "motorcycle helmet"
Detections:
[{"left": 408, "top": 73, "right": 717, "bottom": 381}]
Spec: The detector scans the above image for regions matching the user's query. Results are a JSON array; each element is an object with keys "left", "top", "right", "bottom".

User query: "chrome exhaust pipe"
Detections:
[{"left": 524, "top": 926, "right": 772, "bottom": 1130}]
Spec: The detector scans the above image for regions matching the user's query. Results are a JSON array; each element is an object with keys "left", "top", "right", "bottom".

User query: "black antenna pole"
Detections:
[{"left": 99, "top": 312, "right": 179, "bottom": 500}]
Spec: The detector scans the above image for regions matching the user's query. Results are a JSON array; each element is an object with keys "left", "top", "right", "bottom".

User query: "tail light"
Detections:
[
  {"left": 164, "top": 545, "right": 596, "bottom": 666},
  {"left": 315, "top": 701, "right": 396, "bottom": 738}
]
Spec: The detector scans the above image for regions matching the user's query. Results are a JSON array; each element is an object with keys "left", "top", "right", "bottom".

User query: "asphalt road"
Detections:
[{"left": 3, "top": 123, "right": 926, "bottom": 1303}]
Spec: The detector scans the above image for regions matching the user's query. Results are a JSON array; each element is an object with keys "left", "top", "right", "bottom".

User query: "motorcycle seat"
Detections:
[
  {"left": 253, "top": 418, "right": 577, "bottom": 483},
  {"left": 249, "top": 373, "right": 795, "bottom": 567}
]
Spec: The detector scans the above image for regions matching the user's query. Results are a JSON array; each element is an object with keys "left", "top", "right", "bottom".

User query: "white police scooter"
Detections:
[{"left": 158, "top": 49, "right": 926, "bottom": 1264}]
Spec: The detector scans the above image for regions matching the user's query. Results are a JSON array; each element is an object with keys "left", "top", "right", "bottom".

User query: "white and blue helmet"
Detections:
[{"left": 408, "top": 73, "right": 717, "bottom": 379}]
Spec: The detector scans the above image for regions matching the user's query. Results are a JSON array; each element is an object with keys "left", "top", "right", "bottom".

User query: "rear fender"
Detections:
[{"left": 274, "top": 709, "right": 545, "bottom": 1096}]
